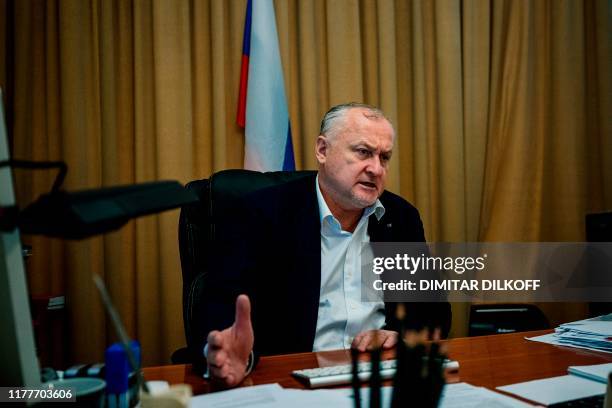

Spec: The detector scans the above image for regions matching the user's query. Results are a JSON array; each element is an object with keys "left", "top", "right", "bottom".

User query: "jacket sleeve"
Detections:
[{"left": 382, "top": 196, "right": 453, "bottom": 338}]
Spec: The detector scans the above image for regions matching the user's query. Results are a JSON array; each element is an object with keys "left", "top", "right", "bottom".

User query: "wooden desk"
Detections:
[{"left": 143, "top": 330, "right": 612, "bottom": 396}]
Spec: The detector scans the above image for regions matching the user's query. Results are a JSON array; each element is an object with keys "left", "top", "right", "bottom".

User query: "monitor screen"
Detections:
[{"left": 0, "top": 88, "right": 40, "bottom": 386}]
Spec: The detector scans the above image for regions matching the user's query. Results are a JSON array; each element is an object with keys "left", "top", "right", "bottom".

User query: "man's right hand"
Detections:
[{"left": 206, "top": 294, "right": 254, "bottom": 388}]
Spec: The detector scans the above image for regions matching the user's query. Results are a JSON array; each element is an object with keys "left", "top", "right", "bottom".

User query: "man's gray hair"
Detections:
[{"left": 319, "top": 102, "right": 391, "bottom": 140}]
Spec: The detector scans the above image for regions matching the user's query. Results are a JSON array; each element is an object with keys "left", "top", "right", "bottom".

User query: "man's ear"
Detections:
[{"left": 315, "top": 135, "right": 328, "bottom": 164}]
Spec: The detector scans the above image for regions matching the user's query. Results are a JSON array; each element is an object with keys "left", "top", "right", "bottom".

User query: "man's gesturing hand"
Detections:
[
  {"left": 206, "top": 294, "right": 254, "bottom": 387},
  {"left": 351, "top": 329, "right": 397, "bottom": 352}
]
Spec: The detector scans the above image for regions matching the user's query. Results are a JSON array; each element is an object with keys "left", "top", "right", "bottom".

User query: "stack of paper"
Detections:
[{"left": 527, "top": 313, "right": 612, "bottom": 353}]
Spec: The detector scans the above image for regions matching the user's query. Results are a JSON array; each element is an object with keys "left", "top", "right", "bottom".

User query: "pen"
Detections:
[
  {"left": 369, "top": 341, "right": 381, "bottom": 408},
  {"left": 351, "top": 347, "right": 361, "bottom": 408}
]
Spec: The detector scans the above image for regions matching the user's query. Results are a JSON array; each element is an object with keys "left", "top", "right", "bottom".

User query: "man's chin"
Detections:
[{"left": 351, "top": 193, "right": 378, "bottom": 209}]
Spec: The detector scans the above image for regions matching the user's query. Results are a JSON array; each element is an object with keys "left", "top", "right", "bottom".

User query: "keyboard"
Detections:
[
  {"left": 548, "top": 395, "right": 604, "bottom": 407},
  {"left": 292, "top": 358, "right": 459, "bottom": 388}
]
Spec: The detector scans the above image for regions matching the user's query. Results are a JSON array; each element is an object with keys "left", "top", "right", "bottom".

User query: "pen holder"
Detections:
[
  {"left": 350, "top": 335, "right": 446, "bottom": 408},
  {"left": 391, "top": 339, "right": 445, "bottom": 408}
]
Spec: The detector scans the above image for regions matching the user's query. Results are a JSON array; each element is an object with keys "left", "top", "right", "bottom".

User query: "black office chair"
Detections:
[
  {"left": 172, "top": 169, "right": 315, "bottom": 365},
  {"left": 468, "top": 303, "right": 549, "bottom": 336},
  {"left": 586, "top": 212, "right": 612, "bottom": 317}
]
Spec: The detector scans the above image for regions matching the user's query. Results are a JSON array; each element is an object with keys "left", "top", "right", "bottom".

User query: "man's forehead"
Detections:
[
  {"left": 346, "top": 107, "right": 387, "bottom": 124},
  {"left": 345, "top": 108, "right": 393, "bottom": 133},
  {"left": 342, "top": 115, "right": 393, "bottom": 143}
]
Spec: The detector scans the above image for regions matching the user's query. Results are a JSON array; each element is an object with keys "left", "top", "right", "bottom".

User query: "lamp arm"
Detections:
[{"left": 0, "top": 159, "right": 67, "bottom": 192}]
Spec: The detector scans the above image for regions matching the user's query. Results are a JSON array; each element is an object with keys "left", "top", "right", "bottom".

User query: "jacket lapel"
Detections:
[
  {"left": 287, "top": 175, "right": 321, "bottom": 349},
  {"left": 368, "top": 211, "right": 393, "bottom": 242}
]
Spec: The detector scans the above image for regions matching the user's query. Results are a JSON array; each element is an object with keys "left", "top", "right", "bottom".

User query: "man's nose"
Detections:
[{"left": 366, "top": 157, "right": 385, "bottom": 176}]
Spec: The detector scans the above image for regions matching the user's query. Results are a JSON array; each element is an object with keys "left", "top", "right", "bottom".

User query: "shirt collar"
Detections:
[{"left": 315, "top": 174, "right": 385, "bottom": 227}]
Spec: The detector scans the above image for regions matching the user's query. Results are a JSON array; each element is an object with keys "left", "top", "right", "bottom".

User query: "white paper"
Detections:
[
  {"left": 190, "top": 384, "right": 284, "bottom": 408},
  {"left": 527, "top": 314, "right": 612, "bottom": 353},
  {"left": 526, "top": 332, "right": 612, "bottom": 353},
  {"left": 331, "top": 383, "right": 532, "bottom": 407},
  {"left": 559, "top": 314, "right": 612, "bottom": 335},
  {"left": 190, "top": 382, "right": 533, "bottom": 408},
  {"left": 497, "top": 375, "right": 606, "bottom": 405},
  {"left": 568, "top": 362, "right": 612, "bottom": 383},
  {"left": 439, "top": 383, "right": 534, "bottom": 407},
  {"left": 266, "top": 387, "right": 358, "bottom": 407}
]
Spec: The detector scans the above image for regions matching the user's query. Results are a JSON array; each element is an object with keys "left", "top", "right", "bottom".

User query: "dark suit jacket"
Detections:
[{"left": 202, "top": 174, "right": 451, "bottom": 358}]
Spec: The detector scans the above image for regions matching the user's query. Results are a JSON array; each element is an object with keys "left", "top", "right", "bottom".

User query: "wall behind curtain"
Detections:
[{"left": 1, "top": 0, "right": 610, "bottom": 366}]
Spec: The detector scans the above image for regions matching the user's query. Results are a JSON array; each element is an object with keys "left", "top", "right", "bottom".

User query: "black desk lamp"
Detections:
[
  {"left": 0, "top": 159, "right": 198, "bottom": 239},
  {"left": 0, "top": 156, "right": 199, "bottom": 387}
]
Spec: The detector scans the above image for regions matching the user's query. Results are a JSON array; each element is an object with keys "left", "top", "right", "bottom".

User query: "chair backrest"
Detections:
[
  {"left": 178, "top": 169, "right": 316, "bottom": 358},
  {"left": 468, "top": 303, "right": 549, "bottom": 336}
]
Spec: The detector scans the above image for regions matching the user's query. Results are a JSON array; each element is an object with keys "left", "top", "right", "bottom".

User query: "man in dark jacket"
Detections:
[{"left": 205, "top": 103, "right": 451, "bottom": 387}]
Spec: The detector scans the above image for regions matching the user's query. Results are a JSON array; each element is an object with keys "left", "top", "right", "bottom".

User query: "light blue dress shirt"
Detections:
[{"left": 313, "top": 176, "right": 387, "bottom": 351}]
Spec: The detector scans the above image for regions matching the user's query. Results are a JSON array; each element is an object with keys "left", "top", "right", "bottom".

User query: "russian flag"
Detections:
[{"left": 237, "top": 0, "right": 295, "bottom": 171}]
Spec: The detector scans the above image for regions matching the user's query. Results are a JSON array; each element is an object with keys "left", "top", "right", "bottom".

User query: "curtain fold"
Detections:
[{"left": 3, "top": 0, "right": 610, "bottom": 365}]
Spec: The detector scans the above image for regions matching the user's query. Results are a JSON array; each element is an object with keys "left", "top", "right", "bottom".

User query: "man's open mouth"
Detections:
[{"left": 358, "top": 181, "right": 377, "bottom": 189}]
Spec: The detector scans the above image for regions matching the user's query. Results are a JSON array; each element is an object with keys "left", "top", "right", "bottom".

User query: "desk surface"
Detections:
[{"left": 143, "top": 330, "right": 612, "bottom": 395}]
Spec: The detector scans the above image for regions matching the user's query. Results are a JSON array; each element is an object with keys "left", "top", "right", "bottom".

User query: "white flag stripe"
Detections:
[{"left": 244, "top": 0, "right": 292, "bottom": 171}]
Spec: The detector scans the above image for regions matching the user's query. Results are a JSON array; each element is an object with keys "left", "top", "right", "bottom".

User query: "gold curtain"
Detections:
[{"left": 2, "top": 0, "right": 610, "bottom": 366}]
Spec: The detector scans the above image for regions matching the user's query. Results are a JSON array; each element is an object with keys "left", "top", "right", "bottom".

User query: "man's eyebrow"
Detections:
[
  {"left": 351, "top": 141, "right": 393, "bottom": 154},
  {"left": 351, "top": 141, "right": 376, "bottom": 149}
]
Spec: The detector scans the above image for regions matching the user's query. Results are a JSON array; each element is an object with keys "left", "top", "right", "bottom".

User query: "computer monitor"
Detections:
[{"left": 0, "top": 88, "right": 41, "bottom": 386}]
